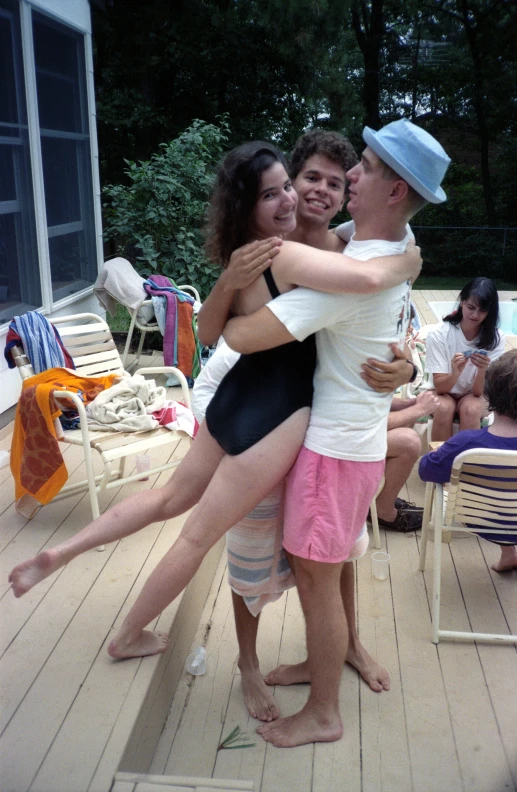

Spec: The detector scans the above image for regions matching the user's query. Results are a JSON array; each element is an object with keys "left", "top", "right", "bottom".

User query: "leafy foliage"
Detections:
[
  {"left": 102, "top": 119, "right": 230, "bottom": 298},
  {"left": 93, "top": 0, "right": 517, "bottom": 284}
]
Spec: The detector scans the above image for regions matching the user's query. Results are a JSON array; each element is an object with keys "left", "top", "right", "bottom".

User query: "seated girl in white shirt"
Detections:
[{"left": 425, "top": 277, "right": 506, "bottom": 441}]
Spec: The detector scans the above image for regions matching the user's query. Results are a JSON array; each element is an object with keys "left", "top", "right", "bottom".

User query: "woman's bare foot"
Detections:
[
  {"left": 257, "top": 706, "right": 342, "bottom": 748},
  {"left": 108, "top": 630, "right": 169, "bottom": 659},
  {"left": 8, "top": 549, "right": 64, "bottom": 597},
  {"left": 239, "top": 663, "right": 279, "bottom": 721},
  {"left": 264, "top": 660, "right": 310, "bottom": 687},
  {"left": 346, "top": 640, "right": 390, "bottom": 692},
  {"left": 491, "top": 546, "right": 517, "bottom": 573}
]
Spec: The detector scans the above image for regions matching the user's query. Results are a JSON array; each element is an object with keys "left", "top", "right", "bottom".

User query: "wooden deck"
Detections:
[{"left": 1, "top": 291, "right": 517, "bottom": 792}]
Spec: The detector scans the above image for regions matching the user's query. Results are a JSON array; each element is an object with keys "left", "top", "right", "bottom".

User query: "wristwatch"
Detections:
[{"left": 407, "top": 359, "right": 418, "bottom": 383}]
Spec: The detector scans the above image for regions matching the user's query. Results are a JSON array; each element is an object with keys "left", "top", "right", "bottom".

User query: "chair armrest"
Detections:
[
  {"left": 52, "top": 390, "right": 89, "bottom": 423},
  {"left": 134, "top": 366, "right": 191, "bottom": 408}
]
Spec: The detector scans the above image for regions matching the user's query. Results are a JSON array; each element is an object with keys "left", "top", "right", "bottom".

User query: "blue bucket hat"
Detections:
[{"left": 362, "top": 119, "right": 451, "bottom": 204}]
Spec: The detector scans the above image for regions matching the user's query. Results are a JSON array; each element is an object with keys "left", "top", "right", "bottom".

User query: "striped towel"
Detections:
[
  {"left": 226, "top": 482, "right": 296, "bottom": 617},
  {"left": 4, "top": 312, "right": 75, "bottom": 373},
  {"left": 144, "top": 276, "right": 201, "bottom": 379}
]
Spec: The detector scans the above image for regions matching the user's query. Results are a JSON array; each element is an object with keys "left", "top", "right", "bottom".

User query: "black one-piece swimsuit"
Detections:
[{"left": 205, "top": 268, "right": 317, "bottom": 455}]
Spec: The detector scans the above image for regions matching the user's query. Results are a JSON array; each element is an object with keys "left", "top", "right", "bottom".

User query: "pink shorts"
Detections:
[{"left": 283, "top": 447, "right": 385, "bottom": 563}]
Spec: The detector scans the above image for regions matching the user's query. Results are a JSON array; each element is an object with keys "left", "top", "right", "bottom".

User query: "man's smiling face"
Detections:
[
  {"left": 293, "top": 154, "right": 346, "bottom": 228},
  {"left": 346, "top": 147, "right": 397, "bottom": 221}
]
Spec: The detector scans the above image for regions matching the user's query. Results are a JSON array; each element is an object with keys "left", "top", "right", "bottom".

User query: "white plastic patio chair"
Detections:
[
  {"left": 13, "top": 312, "right": 192, "bottom": 522},
  {"left": 122, "top": 284, "right": 201, "bottom": 369},
  {"left": 419, "top": 448, "right": 517, "bottom": 645}
]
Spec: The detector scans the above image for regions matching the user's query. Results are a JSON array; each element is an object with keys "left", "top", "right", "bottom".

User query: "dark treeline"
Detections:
[{"left": 93, "top": 0, "right": 517, "bottom": 282}]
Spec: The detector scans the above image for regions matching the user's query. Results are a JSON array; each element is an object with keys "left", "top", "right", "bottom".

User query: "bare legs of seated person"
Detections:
[
  {"left": 374, "top": 392, "right": 439, "bottom": 533},
  {"left": 431, "top": 392, "right": 488, "bottom": 442},
  {"left": 374, "top": 427, "right": 423, "bottom": 532}
]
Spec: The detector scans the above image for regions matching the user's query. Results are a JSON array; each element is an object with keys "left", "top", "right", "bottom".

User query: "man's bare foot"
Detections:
[
  {"left": 8, "top": 549, "right": 63, "bottom": 597},
  {"left": 239, "top": 663, "right": 279, "bottom": 721},
  {"left": 264, "top": 661, "right": 310, "bottom": 687},
  {"left": 346, "top": 641, "right": 390, "bottom": 692},
  {"left": 257, "top": 707, "right": 342, "bottom": 748},
  {"left": 491, "top": 546, "right": 517, "bottom": 573},
  {"left": 108, "top": 630, "right": 169, "bottom": 659},
  {"left": 265, "top": 651, "right": 390, "bottom": 694}
]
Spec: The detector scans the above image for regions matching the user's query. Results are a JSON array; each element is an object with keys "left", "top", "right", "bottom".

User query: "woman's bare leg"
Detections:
[
  {"left": 9, "top": 423, "right": 225, "bottom": 597},
  {"left": 231, "top": 591, "right": 279, "bottom": 721},
  {"left": 431, "top": 392, "right": 456, "bottom": 441},
  {"left": 108, "top": 408, "right": 309, "bottom": 659},
  {"left": 458, "top": 393, "right": 488, "bottom": 431}
]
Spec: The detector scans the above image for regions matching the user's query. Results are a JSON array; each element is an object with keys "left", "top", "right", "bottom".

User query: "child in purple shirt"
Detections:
[{"left": 419, "top": 349, "right": 517, "bottom": 572}]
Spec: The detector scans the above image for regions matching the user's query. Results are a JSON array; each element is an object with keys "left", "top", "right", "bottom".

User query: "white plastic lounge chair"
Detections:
[
  {"left": 419, "top": 448, "right": 517, "bottom": 645},
  {"left": 13, "top": 312, "right": 192, "bottom": 521}
]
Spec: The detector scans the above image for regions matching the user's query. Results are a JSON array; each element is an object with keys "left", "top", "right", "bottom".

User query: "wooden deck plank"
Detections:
[
  {"left": 445, "top": 539, "right": 517, "bottom": 790},
  {"left": 388, "top": 531, "right": 464, "bottom": 792},
  {"left": 30, "top": 505, "right": 207, "bottom": 792},
  {"left": 161, "top": 556, "right": 240, "bottom": 779},
  {"left": 422, "top": 537, "right": 516, "bottom": 792},
  {"left": 213, "top": 596, "right": 287, "bottom": 787},
  {"left": 259, "top": 589, "right": 314, "bottom": 792},
  {"left": 2, "top": 289, "right": 517, "bottom": 792},
  {"left": 0, "top": 453, "right": 180, "bottom": 791},
  {"left": 356, "top": 539, "right": 413, "bottom": 792}
]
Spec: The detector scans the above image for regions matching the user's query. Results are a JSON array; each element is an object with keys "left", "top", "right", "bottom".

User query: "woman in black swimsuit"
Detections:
[{"left": 9, "top": 142, "right": 419, "bottom": 661}]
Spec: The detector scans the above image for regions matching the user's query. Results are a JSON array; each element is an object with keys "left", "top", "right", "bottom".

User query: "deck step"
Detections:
[{"left": 113, "top": 770, "right": 254, "bottom": 791}]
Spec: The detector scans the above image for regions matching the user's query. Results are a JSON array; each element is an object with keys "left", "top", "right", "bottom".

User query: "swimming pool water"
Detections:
[{"left": 428, "top": 300, "right": 517, "bottom": 337}]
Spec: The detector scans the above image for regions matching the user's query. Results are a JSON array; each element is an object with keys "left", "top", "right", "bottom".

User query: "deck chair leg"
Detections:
[
  {"left": 122, "top": 309, "right": 138, "bottom": 368},
  {"left": 419, "top": 481, "right": 434, "bottom": 571},
  {"left": 431, "top": 485, "right": 444, "bottom": 644},
  {"left": 134, "top": 328, "right": 146, "bottom": 369},
  {"left": 370, "top": 497, "right": 381, "bottom": 549}
]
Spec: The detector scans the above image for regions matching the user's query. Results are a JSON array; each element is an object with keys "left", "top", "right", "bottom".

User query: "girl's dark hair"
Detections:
[
  {"left": 484, "top": 350, "right": 517, "bottom": 420},
  {"left": 443, "top": 277, "right": 501, "bottom": 351},
  {"left": 205, "top": 141, "right": 288, "bottom": 267}
]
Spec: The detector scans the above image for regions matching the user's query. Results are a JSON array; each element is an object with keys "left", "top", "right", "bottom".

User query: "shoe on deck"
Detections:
[
  {"left": 394, "top": 497, "right": 423, "bottom": 514},
  {"left": 377, "top": 508, "right": 422, "bottom": 533}
]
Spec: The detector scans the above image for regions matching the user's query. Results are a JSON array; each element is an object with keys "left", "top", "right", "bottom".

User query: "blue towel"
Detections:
[{"left": 8, "top": 312, "right": 75, "bottom": 374}]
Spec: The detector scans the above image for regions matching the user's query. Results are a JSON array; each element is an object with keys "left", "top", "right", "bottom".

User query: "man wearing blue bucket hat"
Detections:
[{"left": 224, "top": 119, "right": 451, "bottom": 748}]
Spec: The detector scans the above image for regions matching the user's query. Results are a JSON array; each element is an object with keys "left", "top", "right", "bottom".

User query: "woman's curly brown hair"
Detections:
[
  {"left": 484, "top": 349, "right": 517, "bottom": 420},
  {"left": 204, "top": 141, "right": 288, "bottom": 267}
]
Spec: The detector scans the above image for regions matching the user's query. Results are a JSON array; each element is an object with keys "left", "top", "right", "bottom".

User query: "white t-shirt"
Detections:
[
  {"left": 425, "top": 321, "right": 506, "bottom": 396},
  {"left": 267, "top": 230, "right": 413, "bottom": 461}
]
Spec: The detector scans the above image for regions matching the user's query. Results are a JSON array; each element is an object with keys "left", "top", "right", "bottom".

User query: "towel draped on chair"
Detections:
[
  {"left": 93, "top": 257, "right": 147, "bottom": 316},
  {"left": 4, "top": 313, "right": 75, "bottom": 372},
  {"left": 11, "top": 368, "right": 118, "bottom": 516},
  {"left": 144, "top": 275, "right": 201, "bottom": 379}
]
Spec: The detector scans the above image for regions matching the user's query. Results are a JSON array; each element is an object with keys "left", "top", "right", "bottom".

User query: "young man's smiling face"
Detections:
[{"left": 292, "top": 154, "right": 346, "bottom": 228}]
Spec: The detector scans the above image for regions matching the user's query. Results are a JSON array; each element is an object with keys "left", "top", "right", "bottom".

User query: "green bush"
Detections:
[{"left": 102, "top": 118, "right": 230, "bottom": 298}]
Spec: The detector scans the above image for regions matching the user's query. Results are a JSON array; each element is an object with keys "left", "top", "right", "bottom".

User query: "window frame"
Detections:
[{"left": 0, "top": 0, "right": 102, "bottom": 330}]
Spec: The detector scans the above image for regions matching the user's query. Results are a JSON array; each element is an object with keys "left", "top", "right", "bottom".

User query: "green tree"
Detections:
[{"left": 102, "top": 118, "right": 230, "bottom": 298}]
